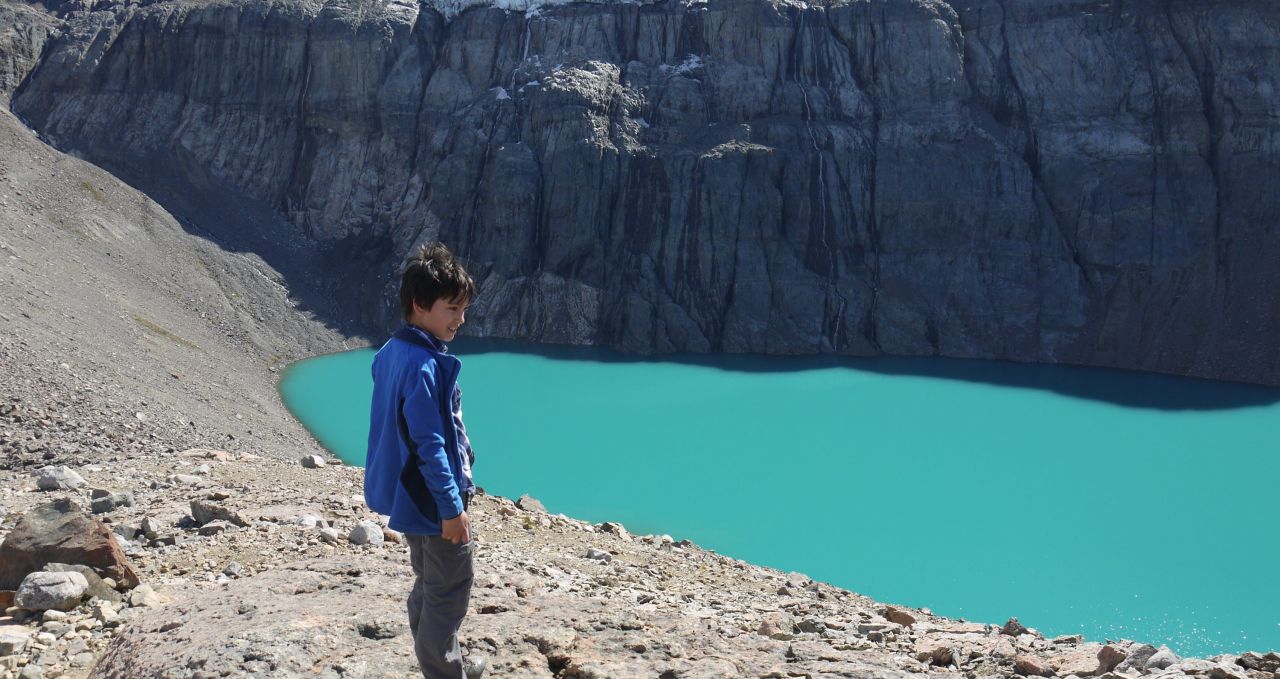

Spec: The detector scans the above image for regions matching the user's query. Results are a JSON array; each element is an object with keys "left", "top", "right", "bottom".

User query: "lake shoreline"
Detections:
[{"left": 1, "top": 105, "right": 1275, "bottom": 678}]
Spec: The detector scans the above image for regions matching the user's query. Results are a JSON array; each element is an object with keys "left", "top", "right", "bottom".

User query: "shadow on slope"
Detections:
[{"left": 57, "top": 142, "right": 389, "bottom": 344}]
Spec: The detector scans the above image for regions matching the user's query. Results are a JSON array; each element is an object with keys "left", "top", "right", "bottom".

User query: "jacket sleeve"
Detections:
[{"left": 402, "top": 362, "right": 464, "bottom": 521}]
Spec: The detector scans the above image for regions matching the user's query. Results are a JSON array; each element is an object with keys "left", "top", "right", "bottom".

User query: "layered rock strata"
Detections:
[{"left": 5, "top": 0, "right": 1279, "bottom": 384}]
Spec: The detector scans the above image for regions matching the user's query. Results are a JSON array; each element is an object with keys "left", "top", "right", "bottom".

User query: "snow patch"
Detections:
[
  {"left": 660, "top": 54, "right": 705, "bottom": 77},
  {"left": 425, "top": 0, "right": 641, "bottom": 21}
]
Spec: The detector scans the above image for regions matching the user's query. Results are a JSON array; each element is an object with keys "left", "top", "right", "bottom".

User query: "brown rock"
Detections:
[
  {"left": 0, "top": 499, "right": 140, "bottom": 590},
  {"left": 1098, "top": 645, "right": 1128, "bottom": 674},
  {"left": 1051, "top": 645, "right": 1105, "bottom": 677},
  {"left": 914, "top": 639, "right": 959, "bottom": 667},
  {"left": 1016, "top": 654, "right": 1055, "bottom": 677},
  {"left": 1002, "top": 617, "right": 1030, "bottom": 636},
  {"left": 190, "top": 499, "right": 248, "bottom": 527},
  {"left": 882, "top": 606, "right": 917, "bottom": 627}
]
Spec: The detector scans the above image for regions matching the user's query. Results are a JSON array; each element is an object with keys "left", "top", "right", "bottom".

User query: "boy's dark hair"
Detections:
[{"left": 400, "top": 241, "right": 476, "bottom": 320}]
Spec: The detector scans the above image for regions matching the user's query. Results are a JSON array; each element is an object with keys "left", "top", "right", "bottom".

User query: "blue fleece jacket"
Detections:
[{"left": 364, "top": 325, "right": 475, "bottom": 535}]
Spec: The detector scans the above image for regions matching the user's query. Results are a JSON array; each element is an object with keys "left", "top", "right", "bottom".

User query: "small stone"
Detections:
[
  {"left": 1146, "top": 646, "right": 1180, "bottom": 670},
  {"left": 190, "top": 500, "right": 247, "bottom": 527},
  {"left": 0, "top": 632, "right": 28, "bottom": 655},
  {"left": 317, "top": 527, "right": 341, "bottom": 544},
  {"left": 127, "top": 584, "right": 161, "bottom": 608},
  {"left": 516, "top": 495, "right": 546, "bottom": 513},
  {"left": 70, "top": 652, "right": 95, "bottom": 667},
  {"left": 223, "top": 562, "right": 242, "bottom": 577},
  {"left": 90, "top": 492, "right": 135, "bottom": 514},
  {"left": 882, "top": 606, "right": 917, "bottom": 627},
  {"left": 584, "top": 548, "right": 612, "bottom": 562},
  {"left": 599, "top": 521, "right": 630, "bottom": 540},
  {"left": 1001, "top": 617, "right": 1029, "bottom": 636},
  {"left": 192, "top": 464, "right": 211, "bottom": 475},
  {"left": 15, "top": 571, "right": 88, "bottom": 612},
  {"left": 1098, "top": 645, "right": 1128, "bottom": 674},
  {"left": 139, "top": 517, "right": 162, "bottom": 539},
  {"left": 198, "top": 520, "right": 230, "bottom": 536},
  {"left": 382, "top": 527, "right": 403, "bottom": 544},
  {"left": 19, "top": 664, "right": 44, "bottom": 679},
  {"left": 1015, "top": 654, "right": 1054, "bottom": 677},
  {"left": 40, "top": 609, "right": 68, "bottom": 622},
  {"left": 34, "top": 466, "right": 86, "bottom": 491},
  {"left": 795, "top": 618, "right": 825, "bottom": 634},
  {"left": 1208, "top": 663, "right": 1249, "bottom": 679},
  {"left": 348, "top": 521, "right": 384, "bottom": 547},
  {"left": 300, "top": 455, "right": 327, "bottom": 469},
  {"left": 168, "top": 474, "right": 202, "bottom": 485},
  {"left": 296, "top": 515, "right": 322, "bottom": 529}
]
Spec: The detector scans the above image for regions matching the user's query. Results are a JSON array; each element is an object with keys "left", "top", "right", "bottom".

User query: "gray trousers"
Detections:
[{"left": 405, "top": 532, "right": 474, "bottom": 679}]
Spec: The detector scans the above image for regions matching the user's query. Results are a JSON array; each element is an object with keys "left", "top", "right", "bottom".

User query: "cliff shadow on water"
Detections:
[{"left": 456, "top": 336, "right": 1280, "bottom": 411}]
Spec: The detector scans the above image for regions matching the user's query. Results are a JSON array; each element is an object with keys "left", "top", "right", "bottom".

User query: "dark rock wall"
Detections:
[{"left": 10, "top": 0, "right": 1280, "bottom": 383}]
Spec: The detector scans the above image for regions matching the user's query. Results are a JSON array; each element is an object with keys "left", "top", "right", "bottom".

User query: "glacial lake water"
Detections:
[{"left": 278, "top": 339, "right": 1280, "bottom": 658}]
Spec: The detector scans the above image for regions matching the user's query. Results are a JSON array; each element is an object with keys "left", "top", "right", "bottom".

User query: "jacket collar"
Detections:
[{"left": 394, "top": 324, "right": 449, "bottom": 354}]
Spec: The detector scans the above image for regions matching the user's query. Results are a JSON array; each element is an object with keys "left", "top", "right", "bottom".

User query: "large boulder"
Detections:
[
  {"left": 15, "top": 571, "right": 88, "bottom": 612},
  {"left": 0, "top": 499, "right": 140, "bottom": 590}
]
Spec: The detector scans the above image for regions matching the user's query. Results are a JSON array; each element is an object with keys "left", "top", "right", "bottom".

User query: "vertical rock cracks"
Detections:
[{"left": 7, "top": 0, "right": 1280, "bottom": 384}]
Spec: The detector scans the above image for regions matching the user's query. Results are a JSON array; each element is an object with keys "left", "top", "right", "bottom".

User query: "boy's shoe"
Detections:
[{"left": 463, "top": 656, "right": 487, "bottom": 678}]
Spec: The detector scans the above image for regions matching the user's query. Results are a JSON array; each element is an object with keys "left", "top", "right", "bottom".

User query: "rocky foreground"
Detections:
[{"left": 4, "top": 394, "right": 1279, "bottom": 679}]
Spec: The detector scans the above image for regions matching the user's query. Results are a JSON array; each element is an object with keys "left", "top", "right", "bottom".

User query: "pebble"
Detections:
[
  {"left": 317, "top": 527, "right": 340, "bottom": 544},
  {"left": 516, "top": 494, "right": 546, "bottom": 513},
  {"left": 34, "top": 465, "right": 86, "bottom": 490},
  {"left": 90, "top": 491, "right": 134, "bottom": 514},
  {"left": 1147, "top": 645, "right": 1181, "bottom": 670},
  {"left": 300, "top": 454, "right": 326, "bottom": 469},
  {"left": 348, "top": 521, "right": 384, "bottom": 547},
  {"left": 584, "top": 548, "right": 612, "bottom": 562},
  {"left": 127, "top": 584, "right": 161, "bottom": 608},
  {"left": 198, "top": 520, "right": 231, "bottom": 536},
  {"left": 0, "top": 632, "right": 28, "bottom": 655}
]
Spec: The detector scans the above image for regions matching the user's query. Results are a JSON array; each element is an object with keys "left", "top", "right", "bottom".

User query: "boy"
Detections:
[{"left": 364, "top": 241, "right": 486, "bottom": 679}]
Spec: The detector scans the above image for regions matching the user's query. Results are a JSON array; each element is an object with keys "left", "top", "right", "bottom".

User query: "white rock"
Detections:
[
  {"left": 15, "top": 571, "right": 88, "bottom": 612},
  {"left": 0, "top": 632, "right": 28, "bottom": 655},
  {"left": 296, "top": 514, "right": 322, "bottom": 529},
  {"left": 35, "top": 466, "right": 86, "bottom": 491},
  {"left": 128, "top": 584, "right": 161, "bottom": 608},
  {"left": 300, "top": 455, "right": 327, "bottom": 469},
  {"left": 348, "top": 521, "right": 384, "bottom": 546}
]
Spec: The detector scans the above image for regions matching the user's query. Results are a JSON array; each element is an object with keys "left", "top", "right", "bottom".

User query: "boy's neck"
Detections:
[{"left": 405, "top": 322, "right": 446, "bottom": 349}]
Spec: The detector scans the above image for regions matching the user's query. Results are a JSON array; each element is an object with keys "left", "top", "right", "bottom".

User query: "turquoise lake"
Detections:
[{"left": 278, "top": 340, "right": 1280, "bottom": 657}]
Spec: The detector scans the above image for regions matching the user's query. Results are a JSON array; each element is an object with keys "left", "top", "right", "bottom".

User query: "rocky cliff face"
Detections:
[{"left": 7, "top": 0, "right": 1279, "bottom": 384}]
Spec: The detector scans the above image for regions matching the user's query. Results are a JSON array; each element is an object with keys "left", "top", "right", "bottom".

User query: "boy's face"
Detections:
[{"left": 411, "top": 296, "right": 468, "bottom": 342}]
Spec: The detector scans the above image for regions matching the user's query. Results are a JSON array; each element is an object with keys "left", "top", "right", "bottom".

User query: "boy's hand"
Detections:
[{"left": 442, "top": 511, "right": 470, "bottom": 545}]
